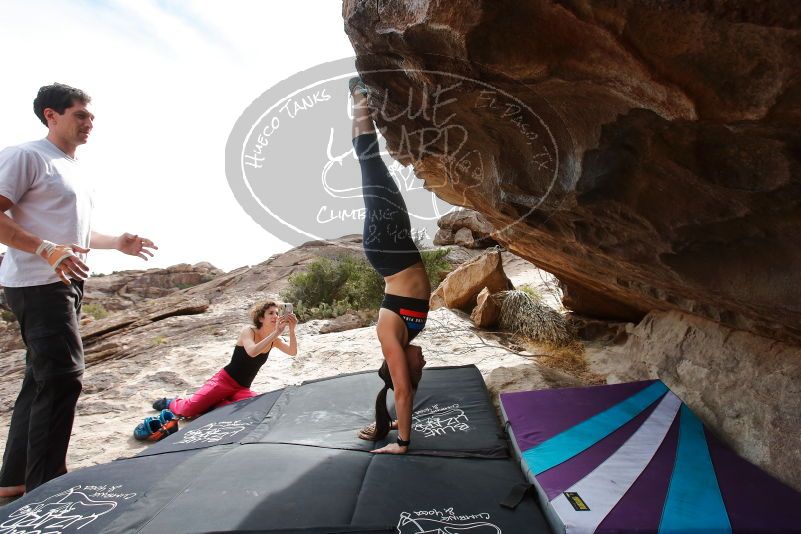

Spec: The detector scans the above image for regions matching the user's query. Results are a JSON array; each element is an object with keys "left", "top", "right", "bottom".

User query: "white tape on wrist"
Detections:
[
  {"left": 35, "top": 240, "right": 57, "bottom": 258},
  {"left": 37, "top": 241, "right": 76, "bottom": 271},
  {"left": 48, "top": 247, "right": 75, "bottom": 269}
]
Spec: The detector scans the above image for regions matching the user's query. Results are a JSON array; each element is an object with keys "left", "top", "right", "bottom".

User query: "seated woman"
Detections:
[
  {"left": 152, "top": 300, "right": 297, "bottom": 418},
  {"left": 349, "top": 77, "right": 430, "bottom": 454}
]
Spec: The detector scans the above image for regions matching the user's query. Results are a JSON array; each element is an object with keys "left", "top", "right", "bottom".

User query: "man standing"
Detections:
[{"left": 0, "top": 83, "right": 157, "bottom": 497}]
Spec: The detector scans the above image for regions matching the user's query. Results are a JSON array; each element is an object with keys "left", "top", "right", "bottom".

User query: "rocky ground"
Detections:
[
  {"left": 0, "top": 237, "right": 584, "bottom": 483},
  {"left": 3, "top": 233, "right": 799, "bottom": 503}
]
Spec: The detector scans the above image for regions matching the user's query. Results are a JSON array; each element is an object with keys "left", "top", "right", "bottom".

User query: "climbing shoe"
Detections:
[
  {"left": 133, "top": 410, "right": 179, "bottom": 442},
  {"left": 152, "top": 397, "right": 174, "bottom": 411},
  {"left": 349, "top": 76, "right": 369, "bottom": 96}
]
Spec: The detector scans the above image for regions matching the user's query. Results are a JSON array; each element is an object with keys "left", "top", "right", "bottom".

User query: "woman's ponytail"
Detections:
[{"left": 371, "top": 361, "right": 394, "bottom": 440}]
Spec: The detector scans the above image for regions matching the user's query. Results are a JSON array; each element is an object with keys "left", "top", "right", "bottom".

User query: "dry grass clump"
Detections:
[
  {"left": 495, "top": 289, "right": 573, "bottom": 346},
  {"left": 536, "top": 342, "right": 606, "bottom": 385},
  {"left": 495, "top": 289, "right": 604, "bottom": 384}
]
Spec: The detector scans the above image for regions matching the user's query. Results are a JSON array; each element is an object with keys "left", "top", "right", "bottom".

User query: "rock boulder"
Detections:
[
  {"left": 343, "top": 0, "right": 801, "bottom": 344},
  {"left": 470, "top": 287, "right": 501, "bottom": 328},
  {"left": 586, "top": 310, "right": 801, "bottom": 491},
  {"left": 319, "top": 313, "right": 370, "bottom": 334},
  {"left": 84, "top": 262, "right": 222, "bottom": 311},
  {"left": 344, "top": 0, "right": 801, "bottom": 490},
  {"left": 434, "top": 209, "right": 499, "bottom": 249},
  {"left": 430, "top": 249, "right": 513, "bottom": 311}
]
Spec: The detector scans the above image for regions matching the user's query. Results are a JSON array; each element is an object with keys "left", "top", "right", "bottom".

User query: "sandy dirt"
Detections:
[{"left": 0, "top": 246, "right": 590, "bottom": 501}]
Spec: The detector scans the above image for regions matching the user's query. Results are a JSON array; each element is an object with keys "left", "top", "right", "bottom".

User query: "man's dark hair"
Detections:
[{"left": 33, "top": 83, "right": 91, "bottom": 126}]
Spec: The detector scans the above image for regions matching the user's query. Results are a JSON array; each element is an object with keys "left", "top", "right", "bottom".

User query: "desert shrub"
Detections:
[
  {"left": 293, "top": 299, "right": 352, "bottom": 321},
  {"left": 281, "top": 256, "right": 383, "bottom": 321},
  {"left": 340, "top": 256, "right": 385, "bottom": 310},
  {"left": 1, "top": 310, "right": 16, "bottom": 322},
  {"left": 82, "top": 302, "right": 109, "bottom": 320},
  {"left": 517, "top": 283, "right": 544, "bottom": 303},
  {"left": 495, "top": 289, "right": 573, "bottom": 346},
  {"left": 420, "top": 247, "right": 452, "bottom": 288},
  {"left": 282, "top": 248, "right": 453, "bottom": 322},
  {"left": 281, "top": 256, "right": 384, "bottom": 320},
  {"left": 282, "top": 257, "right": 354, "bottom": 308},
  {"left": 495, "top": 288, "right": 603, "bottom": 384}
]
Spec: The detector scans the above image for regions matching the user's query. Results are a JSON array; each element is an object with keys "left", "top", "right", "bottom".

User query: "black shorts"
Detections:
[{"left": 381, "top": 293, "right": 429, "bottom": 343}]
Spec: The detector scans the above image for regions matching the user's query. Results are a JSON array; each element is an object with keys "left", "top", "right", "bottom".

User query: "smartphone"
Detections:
[{"left": 283, "top": 303, "right": 293, "bottom": 316}]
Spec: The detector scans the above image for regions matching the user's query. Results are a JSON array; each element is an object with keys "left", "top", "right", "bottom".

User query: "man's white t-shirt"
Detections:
[{"left": 0, "top": 138, "right": 92, "bottom": 287}]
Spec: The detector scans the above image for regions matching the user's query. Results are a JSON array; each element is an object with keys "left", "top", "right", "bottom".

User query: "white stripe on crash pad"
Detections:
[{"left": 550, "top": 391, "right": 682, "bottom": 534}]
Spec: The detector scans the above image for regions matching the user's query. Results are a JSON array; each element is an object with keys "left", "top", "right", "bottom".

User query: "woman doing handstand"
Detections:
[{"left": 350, "top": 77, "right": 430, "bottom": 454}]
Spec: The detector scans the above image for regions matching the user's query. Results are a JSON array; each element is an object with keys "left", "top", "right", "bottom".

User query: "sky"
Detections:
[{"left": 0, "top": 0, "right": 358, "bottom": 274}]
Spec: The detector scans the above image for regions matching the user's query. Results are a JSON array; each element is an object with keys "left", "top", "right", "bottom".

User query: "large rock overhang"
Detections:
[{"left": 343, "top": 0, "right": 801, "bottom": 344}]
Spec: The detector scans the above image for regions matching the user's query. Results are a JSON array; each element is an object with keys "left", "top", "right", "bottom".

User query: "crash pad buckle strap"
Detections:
[
  {"left": 501, "top": 420, "right": 512, "bottom": 439},
  {"left": 500, "top": 482, "right": 534, "bottom": 509}
]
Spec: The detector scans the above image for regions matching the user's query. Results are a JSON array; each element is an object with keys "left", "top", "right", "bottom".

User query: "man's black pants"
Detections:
[{"left": 0, "top": 281, "right": 84, "bottom": 492}]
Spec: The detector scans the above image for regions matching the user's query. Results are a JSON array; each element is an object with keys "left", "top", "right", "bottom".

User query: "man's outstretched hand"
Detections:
[{"left": 117, "top": 233, "right": 158, "bottom": 260}]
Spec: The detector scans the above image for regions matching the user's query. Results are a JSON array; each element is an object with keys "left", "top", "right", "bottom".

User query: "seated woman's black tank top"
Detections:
[{"left": 223, "top": 345, "right": 270, "bottom": 388}]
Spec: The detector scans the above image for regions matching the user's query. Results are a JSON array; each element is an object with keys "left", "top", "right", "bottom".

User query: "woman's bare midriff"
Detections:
[{"left": 383, "top": 261, "right": 431, "bottom": 300}]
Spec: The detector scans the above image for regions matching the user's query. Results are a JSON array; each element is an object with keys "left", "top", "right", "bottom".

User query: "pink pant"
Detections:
[{"left": 168, "top": 368, "right": 257, "bottom": 418}]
